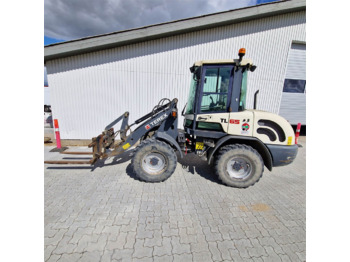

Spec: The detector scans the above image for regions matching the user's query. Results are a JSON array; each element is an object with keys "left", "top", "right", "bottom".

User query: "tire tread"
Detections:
[
  {"left": 215, "top": 144, "right": 264, "bottom": 188},
  {"left": 131, "top": 138, "right": 177, "bottom": 183}
]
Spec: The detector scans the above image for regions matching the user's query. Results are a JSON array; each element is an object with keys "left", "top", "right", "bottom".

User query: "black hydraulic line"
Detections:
[
  {"left": 134, "top": 102, "right": 170, "bottom": 124},
  {"left": 181, "top": 103, "right": 187, "bottom": 116}
]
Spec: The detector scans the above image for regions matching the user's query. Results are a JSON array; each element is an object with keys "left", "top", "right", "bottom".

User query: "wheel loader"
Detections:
[{"left": 45, "top": 48, "right": 298, "bottom": 188}]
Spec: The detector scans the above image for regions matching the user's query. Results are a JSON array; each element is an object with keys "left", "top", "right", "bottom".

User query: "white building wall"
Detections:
[
  {"left": 46, "top": 11, "right": 305, "bottom": 139},
  {"left": 44, "top": 86, "right": 50, "bottom": 105},
  {"left": 279, "top": 43, "right": 306, "bottom": 125}
]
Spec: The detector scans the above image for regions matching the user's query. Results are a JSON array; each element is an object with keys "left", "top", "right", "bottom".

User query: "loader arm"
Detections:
[
  {"left": 44, "top": 98, "right": 179, "bottom": 165},
  {"left": 104, "top": 98, "right": 179, "bottom": 158}
]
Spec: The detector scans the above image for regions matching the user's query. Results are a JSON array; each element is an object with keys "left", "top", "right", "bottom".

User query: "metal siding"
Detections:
[
  {"left": 285, "top": 43, "right": 306, "bottom": 80},
  {"left": 279, "top": 93, "right": 306, "bottom": 125},
  {"left": 44, "top": 87, "right": 50, "bottom": 105},
  {"left": 279, "top": 43, "right": 306, "bottom": 125},
  {"left": 46, "top": 11, "right": 305, "bottom": 139}
]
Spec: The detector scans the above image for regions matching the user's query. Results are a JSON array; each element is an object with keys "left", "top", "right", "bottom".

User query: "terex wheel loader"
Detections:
[{"left": 45, "top": 48, "right": 298, "bottom": 188}]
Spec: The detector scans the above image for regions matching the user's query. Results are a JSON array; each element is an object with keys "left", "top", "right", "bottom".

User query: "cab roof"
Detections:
[{"left": 194, "top": 58, "right": 253, "bottom": 67}]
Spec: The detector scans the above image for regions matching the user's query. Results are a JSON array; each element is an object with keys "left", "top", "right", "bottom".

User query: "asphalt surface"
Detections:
[{"left": 44, "top": 137, "right": 306, "bottom": 262}]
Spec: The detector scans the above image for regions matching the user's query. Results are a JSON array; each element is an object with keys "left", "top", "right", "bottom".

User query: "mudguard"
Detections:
[
  {"left": 207, "top": 135, "right": 273, "bottom": 171},
  {"left": 155, "top": 132, "right": 183, "bottom": 158}
]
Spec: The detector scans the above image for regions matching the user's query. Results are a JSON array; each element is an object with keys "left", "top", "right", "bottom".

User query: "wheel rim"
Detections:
[
  {"left": 142, "top": 152, "right": 167, "bottom": 175},
  {"left": 226, "top": 157, "right": 252, "bottom": 179}
]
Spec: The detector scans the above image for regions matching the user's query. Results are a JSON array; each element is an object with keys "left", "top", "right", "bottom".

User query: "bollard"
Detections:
[
  {"left": 54, "top": 119, "right": 61, "bottom": 149},
  {"left": 49, "top": 120, "right": 67, "bottom": 152},
  {"left": 295, "top": 123, "right": 301, "bottom": 144}
]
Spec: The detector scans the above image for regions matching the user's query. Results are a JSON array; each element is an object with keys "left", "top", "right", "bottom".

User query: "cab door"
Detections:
[
  {"left": 227, "top": 68, "right": 254, "bottom": 137},
  {"left": 195, "top": 65, "right": 233, "bottom": 133}
]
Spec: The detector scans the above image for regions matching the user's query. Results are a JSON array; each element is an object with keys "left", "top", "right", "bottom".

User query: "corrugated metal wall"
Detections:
[
  {"left": 285, "top": 43, "right": 306, "bottom": 79},
  {"left": 44, "top": 87, "right": 50, "bottom": 105},
  {"left": 279, "top": 43, "right": 306, "bottom": 125},
  {"left": 46, "top": 11, "right": 305, "bottom": 139}
]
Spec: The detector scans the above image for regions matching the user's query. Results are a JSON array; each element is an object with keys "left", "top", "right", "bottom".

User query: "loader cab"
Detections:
[{"left": 184, "top": 57, "right": 256, "bottom": 137}]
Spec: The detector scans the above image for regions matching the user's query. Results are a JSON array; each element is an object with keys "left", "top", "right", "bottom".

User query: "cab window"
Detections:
[{"left": 200, "top": 67, "right": 231, "bottom": 113}]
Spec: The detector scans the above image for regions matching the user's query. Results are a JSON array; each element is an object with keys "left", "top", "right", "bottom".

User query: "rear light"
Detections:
[{"left": 172, "top": 110, "right": 177, "bottom": 118}]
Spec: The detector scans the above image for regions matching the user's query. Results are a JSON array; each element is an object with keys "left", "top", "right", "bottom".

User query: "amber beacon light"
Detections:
[{"left": 238, "top": 48, "right": 246, "bottom": 61}]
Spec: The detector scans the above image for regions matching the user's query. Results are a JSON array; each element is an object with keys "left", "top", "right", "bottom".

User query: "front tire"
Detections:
[
  {"left": 131, "top": 138, "right": 177, "bottom": 182},
  {"left": 215, "top": 144, "right": 264, "bottom": 188}
]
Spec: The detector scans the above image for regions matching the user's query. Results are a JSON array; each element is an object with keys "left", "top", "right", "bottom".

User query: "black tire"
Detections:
[
  {"left": 131, "top": 138, "right": 177, "bottom": 182},
  {"left": 215, "top": 144, "right": 264, "bottom": 188}
]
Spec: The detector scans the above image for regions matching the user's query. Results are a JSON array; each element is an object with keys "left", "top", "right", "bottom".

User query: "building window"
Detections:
[{"left": 283, "top": 79, "right": 306, "bottom": 93}]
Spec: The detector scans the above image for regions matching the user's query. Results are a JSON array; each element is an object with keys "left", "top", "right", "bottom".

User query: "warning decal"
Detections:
[{"left": 122, "top": 143, "right": 131, "bottom": 150}]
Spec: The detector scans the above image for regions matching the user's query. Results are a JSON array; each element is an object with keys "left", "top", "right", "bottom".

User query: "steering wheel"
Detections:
[{"left": 209, "top": 96, "right": 217, "bottom": 110}]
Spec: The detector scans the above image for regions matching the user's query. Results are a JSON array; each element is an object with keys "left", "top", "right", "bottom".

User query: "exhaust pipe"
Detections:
[{"left": 254, "top": 90, "right": 259, "bottom": 110}]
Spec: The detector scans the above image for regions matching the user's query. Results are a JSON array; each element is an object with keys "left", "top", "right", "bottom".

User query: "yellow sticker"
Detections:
[
  {"left": 196, "top": 142, "right": 204, "bottom": 150},
  {"left": 287, "top": 136, "right": 293, "bottom": 145},
  {"left": 122, "top": 143, "right": 131, "bottom": 150}
]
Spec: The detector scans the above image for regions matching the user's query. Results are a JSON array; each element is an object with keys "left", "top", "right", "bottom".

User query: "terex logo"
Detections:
[{"left": 145, "top": 113, "right": 168, "bottom": 130}]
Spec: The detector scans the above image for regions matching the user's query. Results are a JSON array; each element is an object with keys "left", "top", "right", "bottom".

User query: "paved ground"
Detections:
[
  {"left": 44, "top": 127, "right": 55, "bottom": 144},
  {"left": 44, "top": 137, "right": 306, "bottom": 262}
]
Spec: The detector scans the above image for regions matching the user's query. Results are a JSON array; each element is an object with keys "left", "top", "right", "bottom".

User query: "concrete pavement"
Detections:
[{"left": 44, "top": 137, "right": 306, "bottom": 262}]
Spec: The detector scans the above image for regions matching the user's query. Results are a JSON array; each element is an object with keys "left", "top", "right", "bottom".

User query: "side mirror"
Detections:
[
  {"left": 194, "top": 68, "right": 201, "bottom": 81},
  {"left": 190, "top": 66, "right": 201, "bottom": 81}
]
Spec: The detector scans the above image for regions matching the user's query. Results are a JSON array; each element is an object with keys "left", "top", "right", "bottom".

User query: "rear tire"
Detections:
[
  {"left": 215, "top": 144, "right": 264, "bottom": 188},
  {"left": 132, "top": 138, "right": 177, "bottom": 182}
]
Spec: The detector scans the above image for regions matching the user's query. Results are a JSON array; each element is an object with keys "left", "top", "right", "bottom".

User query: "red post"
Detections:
[
  {"left": 54, "top": 119, "right": 61, "bottom": 149},
  {"left": 295, "top": 123, "right": 301, "bottom": 144}
]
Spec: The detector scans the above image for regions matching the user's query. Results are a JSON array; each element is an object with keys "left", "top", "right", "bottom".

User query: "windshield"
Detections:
[{"left": 185, "top": 75, "right": 197, "bottom": 114}]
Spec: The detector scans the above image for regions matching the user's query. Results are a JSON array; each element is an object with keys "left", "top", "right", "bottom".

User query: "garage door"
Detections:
[{"left": 279, "top": 43, "right": 306, "bottom": 125}]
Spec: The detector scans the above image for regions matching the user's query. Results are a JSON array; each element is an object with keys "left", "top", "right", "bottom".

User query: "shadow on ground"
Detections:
[
  {"left": 46, "top": 147, "right": 222, "bottom": 186},
  {"left": 123, "top": 151, "right": 223, "bottom": 185},
  {"left": 177, "top": 152, "right": 224, "bottom": 185}
]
